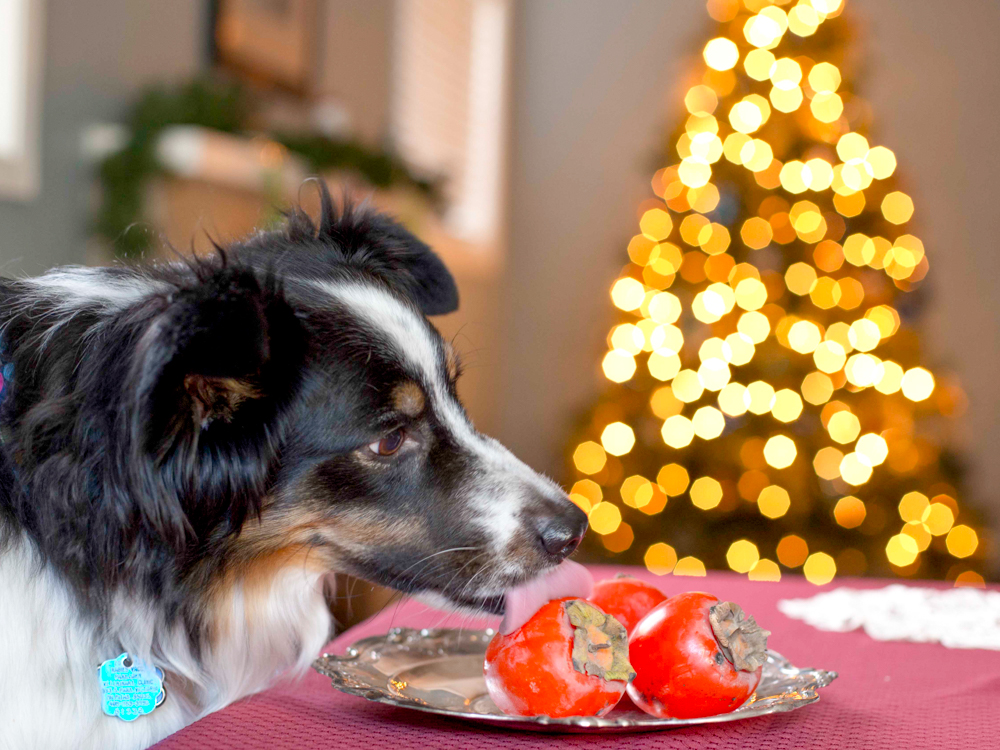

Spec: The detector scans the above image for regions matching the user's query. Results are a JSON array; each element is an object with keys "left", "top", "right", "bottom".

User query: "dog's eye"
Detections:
[{"left": 369, "top": 428, "right": 406, "bottom": 456}]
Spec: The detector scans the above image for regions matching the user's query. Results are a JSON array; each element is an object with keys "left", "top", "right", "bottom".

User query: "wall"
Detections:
[
  {"left": 0, "top": 0, "right": 203, "bottom": 277},
  {"left": 498, "top": 0, "right": 1000, "bottom": 532}
]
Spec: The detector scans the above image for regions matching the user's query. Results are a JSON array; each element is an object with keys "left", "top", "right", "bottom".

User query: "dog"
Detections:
[{"left": 0, "top": 187, "right": 588, "bottom": 750}]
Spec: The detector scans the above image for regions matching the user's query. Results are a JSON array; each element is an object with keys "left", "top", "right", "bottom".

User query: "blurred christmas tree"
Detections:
[{"left": 565, "top": 0, "right": 989, "bottom": 585}]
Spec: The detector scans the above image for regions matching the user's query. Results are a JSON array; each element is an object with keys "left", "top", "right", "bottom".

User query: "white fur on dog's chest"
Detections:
[{"left": 0, "top": 535, "right": 332, "bottom": 750}]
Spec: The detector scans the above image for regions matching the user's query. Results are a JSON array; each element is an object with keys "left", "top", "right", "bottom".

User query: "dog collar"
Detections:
[{"left": 98, "top": 653, "right": 166, "bottom": 721}]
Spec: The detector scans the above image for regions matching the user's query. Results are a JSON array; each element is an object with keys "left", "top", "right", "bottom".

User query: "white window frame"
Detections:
[{"left": 0, "top": 0, "right": 46, "bottom": 200}]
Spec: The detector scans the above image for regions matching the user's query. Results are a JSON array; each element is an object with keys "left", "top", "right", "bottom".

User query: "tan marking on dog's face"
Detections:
[{"left": 392, "top": 381, "right": 426, "bottom": 417}]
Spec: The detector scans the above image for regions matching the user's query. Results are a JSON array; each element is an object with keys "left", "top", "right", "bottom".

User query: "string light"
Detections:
[{"left": 568, "top": 0, "right": 984, "bottom": 587}]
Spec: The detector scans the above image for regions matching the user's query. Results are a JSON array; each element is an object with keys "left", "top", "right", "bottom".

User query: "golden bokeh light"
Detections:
[
  {"left": 685, "top": 85, "right": 719, "bottom": 118},
  {"left": 672, "top": 369, "right": 705, "bottom": 403},
  {"left": 902, "top": 521, "right": 932, "bottom": 552},
  {"left": 734, "top": 277, "right": 768, "bottom": 311},
  {"left": 839, "top": 452, "right": 873, "bottom": 486},
  {"left": 573, "top": 441, "right": 606, "bottom": 475},
  {"left": 763, "top": 435, "right": 797, "bottom": 469},
  {"left": 726, "top": 540, "right": 760, "bottom": 573},
  {"left": 650, "top": 385, "right": 683, "bottom": 419},
  {"left": 602, "top": 522, "right": 634, "bottom": 553},
  {"left": 836, "top": 132, "right": 870, "bottom": 162},
  {"left": 901, "top": 367, "right": 935, "bottom": 401},
  {"left": 620, "top": 475, "right": 654, "bottom": 509},
  {"left": 602, "top": 349, "right": 636, "bottom": 383},
  {"left": 648, "top": 351, "right": 681, "bottom": 381},
  {"left": 811, "top": 91, "right": 843, "bottom": 123},
  {"left": 748, "top": 558, "right": 782, "bottom": 582},
  {"left": 674, "top": 557, "right": 707, "bottom": 577},
  {"left": 647, "top": 291, "right": 682, "bottom": 324},
  {"left": 746, "top": 380, "right": 776, "bottom": 415},
  {"left": 922, "top": 503, "right": 955, "bottom": 536},
  {"left": 803, "top": 552, "right": 837, "bottom": 585},
  {"left": 644, "top": 542, "right": 678, "bottom": 575},
  {"left": 744, "top": 48, "right": 775, "bottom": 81},
  {"left": 601, "top": 422, "right": 635, "bottom": 456},
  {"left": 899, "top": 492, "right": 931, "bottom": 523},
  {"left": 788, "top": 320, "right": 823, "bottom": 353},
  {"left": 777, "top": 534, "right": 809, "bottom": 568},
  {"left": 661, "top": 414, "right": 695, "bottom": 449},
  {"left": 610, "top": 323, "right": 643, "bottom": 354},
  {"left": 692, "top": 406, "right": 726, "bottom": 440},
  {"left": 569, "top": 479, "right": 604, "bottom": 511},
  {"left": 703, "top": 37, "right": 739, "bottom": 71},
  {"left": 787, "top": 3, "right": 819, "bottom": 36},
  {"left": 946, "top": 525, "right": 978, "bottom": 558},
  {"left": 827, "top": 410, "right": 861, "bottom": 443},
  {"left": 589, "top": 502, "right": 622, "bottom": 535},
  {"left": 786, "top": 262, "right": 818, "bottom": 296},
  {"left": 875, "top": 360, "right": 904, "bottom": 395},
  {"left": 678, "top": 156, "right": 712, "bottom": 188},
  {"left": 697, "top": 359, "right": 732, "bottom": 391},
  {"left": 856, "top": 433, "right": 888, "bottom": 466},
  {"left": 881, "top": 191, "right": 914, "bottom": 225},
  {"left": 834, "top": 496, "right": 867, "bottom": 528},
  {"left": 808, "top": 62, "right": 842, "bottom": 93},
  {"left": 771, "top": 389, "right": 804, "bottom": 422},
  {"left": 814, "top": 446, "right": 844, "bottom": 480},
  {"left": 639, "top": 207, "right": 674, "bottom": 241},
  {"left": 758, "top": 485, "right": 791, "bottom": 518},
  {"left": 690, "top": 476, "right": 724, "bottom": 510},
  {"left": 801, "top": 371, "right": 835, "bottom": 405},
  {"left": 813, "top": 340, "right": 847, "bottom": 373},
  {"left": 955, "top": 571, "right": 986, "bottom": 588},
  {"left": 744, "top": 11, "right": 785, "bottom": 48},
  {"left": 611, "top": 277, "right": 645, "bottom": 311},
  {"left": 657, "top": 463, "right": 690, "bottom": 496},
  {"left": 718, "top": 382, "right": 749, "bottom": 417},
  {"left": 844, "top": 353, "right": 881, "bottom": 388},
  {"left": 886, "top": 534, "right": 919, "bottom": 567},
  {"left": 738, "top": 311, "right": 771, "bottom": 343},
  {"left": 848, "top": 319, "right": 881, "bottom": 352},
  {"left": 866, "top": 145, "right": 897, "bottom": 179}
]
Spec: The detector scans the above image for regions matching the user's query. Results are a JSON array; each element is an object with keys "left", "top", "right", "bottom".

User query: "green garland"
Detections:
[{"left": 95, "top": 78, "right": 439, "bottom": 259}]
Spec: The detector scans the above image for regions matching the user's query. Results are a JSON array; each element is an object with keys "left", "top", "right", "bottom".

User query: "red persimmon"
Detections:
[
  {"left": 588, "top": 574, "right": 668, "bottom": 632},
  {"left": 484, "top": 597, "right": 635, "bottom": 717},
  {"left": 627, "top": 592, "right": 770, "bottom": 719}
]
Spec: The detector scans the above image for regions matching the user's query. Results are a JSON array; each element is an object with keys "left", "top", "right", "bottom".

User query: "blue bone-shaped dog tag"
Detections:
[{"left": 98, "top": 653, "right": 166, "bottom": 721}]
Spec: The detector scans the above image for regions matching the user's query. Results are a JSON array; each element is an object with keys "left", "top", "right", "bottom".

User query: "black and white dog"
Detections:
[{"left": 0, "top": 188, "right": 587, "bottom": 750}]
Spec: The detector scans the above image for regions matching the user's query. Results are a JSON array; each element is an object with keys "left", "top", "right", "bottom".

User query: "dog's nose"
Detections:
[{"left": 537, "top": 504, "right": 588, "bottom": 560}]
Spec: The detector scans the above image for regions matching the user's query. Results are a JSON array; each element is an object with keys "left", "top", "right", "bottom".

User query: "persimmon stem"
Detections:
[
  {"left": 709, "top": 601, "right": 770, "bottom": 672},
  {"left": 564, "top": 600, "right": 636, "bottom": 683}
]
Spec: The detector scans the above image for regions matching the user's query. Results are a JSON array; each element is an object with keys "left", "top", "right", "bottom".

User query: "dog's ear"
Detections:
[
  {"left": 270, "top": 183, "right": 459, "bottom": 316},
  {"left": 133, "top": 265, "right": 305, "bottom": 469},
  {"left": 341, "top": 208, "right": 460, "bottom": 316}
]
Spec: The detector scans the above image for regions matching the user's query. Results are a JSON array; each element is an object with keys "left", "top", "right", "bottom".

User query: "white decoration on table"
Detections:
[{"left": 778, "top": 585, "right": 1000, "bottom": 651}]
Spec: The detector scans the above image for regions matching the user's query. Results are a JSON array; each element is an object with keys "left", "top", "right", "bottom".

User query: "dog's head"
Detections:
[{"left": 0, "top": 188, "right": 586, "bottom": 618}]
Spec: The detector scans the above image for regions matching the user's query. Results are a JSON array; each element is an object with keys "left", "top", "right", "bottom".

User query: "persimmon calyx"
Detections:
[
  {"left": 564, "top": 599, "right": 636, "bottom": 683},
  {"left": 709, "top": 601, "right": 770, "bottom": 672}
]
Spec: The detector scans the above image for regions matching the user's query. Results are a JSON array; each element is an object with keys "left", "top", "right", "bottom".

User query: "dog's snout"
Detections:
[{"left": 537, "top": 502, "right": 588, "bottom": 561}]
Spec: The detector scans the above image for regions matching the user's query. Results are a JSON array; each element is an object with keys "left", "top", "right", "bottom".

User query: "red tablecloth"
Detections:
[{"left": 153, "top": 567, "right": 1000, "bottom": 749}]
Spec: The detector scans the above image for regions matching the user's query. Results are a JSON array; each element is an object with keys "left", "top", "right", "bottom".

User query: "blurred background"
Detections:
[{"left": 1, "top": 0, "right": 997, "bottom": 624}]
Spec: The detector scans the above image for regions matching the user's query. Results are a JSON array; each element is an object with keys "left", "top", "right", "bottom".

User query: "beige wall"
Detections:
[
  {"left": 495, "top": 0, "right": 1000, "bottom": 535},
  {"left": 0, "top": 0, "right": 203, "bottom": 275}
]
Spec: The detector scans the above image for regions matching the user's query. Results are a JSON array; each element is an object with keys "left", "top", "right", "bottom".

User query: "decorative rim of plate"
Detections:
[{"left": 313, "top": 626, "right": 838, "bottom": 733}]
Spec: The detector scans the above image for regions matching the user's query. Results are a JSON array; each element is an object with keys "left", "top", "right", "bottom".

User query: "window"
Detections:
[
  {"left": 0, "top": 0, "right": 45, "bottom": 199},
  {"left": 392, "top": 0, "right": 511, "bottom": 247}
]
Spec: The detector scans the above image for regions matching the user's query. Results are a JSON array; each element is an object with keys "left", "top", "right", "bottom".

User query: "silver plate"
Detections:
[{"left": 313, "top": 627, "right": 838, "bottom": 733}]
